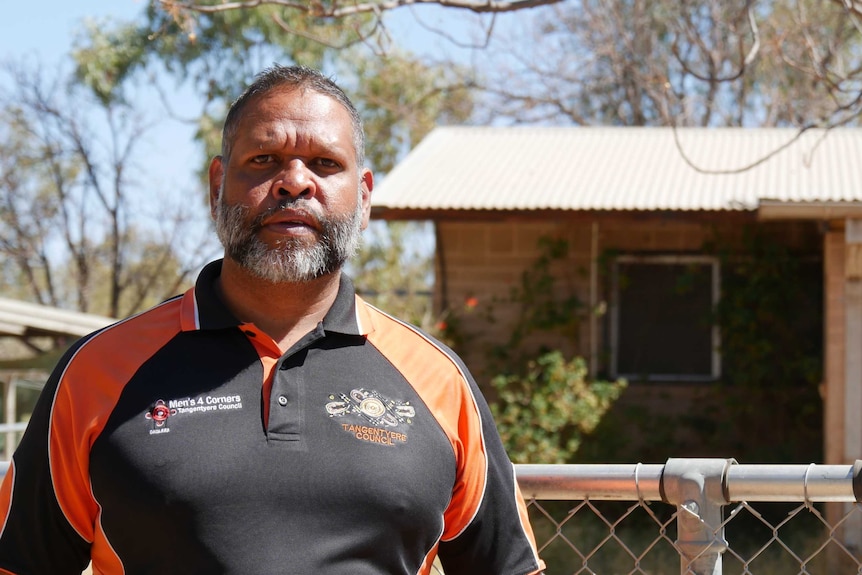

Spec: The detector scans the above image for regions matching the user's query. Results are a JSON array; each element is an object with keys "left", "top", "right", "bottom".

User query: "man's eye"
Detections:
[
  {"left": 315, "top": 158, "right": 340, "bottom": 169},
  {"left": 251, "top": 155, "right": 274, "bottom": 164}
]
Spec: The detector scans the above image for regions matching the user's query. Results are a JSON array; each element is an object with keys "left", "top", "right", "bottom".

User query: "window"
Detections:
[{"left": 611, "top": 255, "right": 720, "bottom": 381}]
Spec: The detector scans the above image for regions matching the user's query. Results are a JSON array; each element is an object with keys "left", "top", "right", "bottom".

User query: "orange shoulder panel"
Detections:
[
  {"left": 362, "top": 305, "right": 488, "bottom": 540},
  {"left": 48, "top": 298, "right": 185, "bottom": 546}
]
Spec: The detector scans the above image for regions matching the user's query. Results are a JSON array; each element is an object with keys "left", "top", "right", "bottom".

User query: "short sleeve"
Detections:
[{"left": 437, "top": 365, "right": 545, "bottom": 575}]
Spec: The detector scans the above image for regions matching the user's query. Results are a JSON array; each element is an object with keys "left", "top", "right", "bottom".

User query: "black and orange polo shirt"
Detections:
[{"left": 0, "top": 260, "right": 544, "bottom": 575}]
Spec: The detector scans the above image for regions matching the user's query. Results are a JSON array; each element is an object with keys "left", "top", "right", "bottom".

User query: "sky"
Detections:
[{"left": 2, "top": 0, "right": 145, "bottom": 63}]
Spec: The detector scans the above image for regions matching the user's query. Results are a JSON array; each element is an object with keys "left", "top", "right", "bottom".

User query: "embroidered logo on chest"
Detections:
[
  {"left": 144, "top": 394, "right": 244, "bottom": 435},
  {"left": 145, "top": 400, "right": 177, "bottom": 435},
  {"left": 325, "top": 388, "right": 415, "bottom": 446}
]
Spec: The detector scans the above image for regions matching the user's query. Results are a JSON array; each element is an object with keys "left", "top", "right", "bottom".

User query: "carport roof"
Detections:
[
  {"left": 0, "top": 297, "right": 115, "bottom": 340},
  {"left": 370, "top": 126, "right": 862, "bottom": 216}
]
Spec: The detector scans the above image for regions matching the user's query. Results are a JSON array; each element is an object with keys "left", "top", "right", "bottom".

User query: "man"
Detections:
[{"left": 0, "top": 65, "right": 545, "bottom": 575}]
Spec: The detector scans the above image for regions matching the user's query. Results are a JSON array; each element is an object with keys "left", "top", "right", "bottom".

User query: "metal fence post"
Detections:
[
  {"left": 3, "top": 377, "right": 15, "bottom": 461},
  {"left": 662, "top": 458, "right": 735, "bottom": 575}
]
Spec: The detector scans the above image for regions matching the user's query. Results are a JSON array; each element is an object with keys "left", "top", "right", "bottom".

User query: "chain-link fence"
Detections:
[{"left": 516, "top": 460, "right": 862, "bottom": 574}]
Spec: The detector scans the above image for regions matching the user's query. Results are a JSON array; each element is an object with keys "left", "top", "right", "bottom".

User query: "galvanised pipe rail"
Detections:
[
  {"left": 516, "top": 462, "right": 666, "bottom": 501},
  {"left": 515, "top": 460, "right": 862, "bottom": 503}
]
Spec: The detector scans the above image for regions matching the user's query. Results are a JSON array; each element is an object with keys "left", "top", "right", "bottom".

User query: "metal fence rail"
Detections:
[{"left": 515, "top": 459, "right": 862, "bottom": 574}]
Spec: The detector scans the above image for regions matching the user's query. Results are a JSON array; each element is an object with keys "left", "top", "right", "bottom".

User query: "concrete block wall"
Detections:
[{"left": 436, "top": 221, "right": 593, "bottom": 379}]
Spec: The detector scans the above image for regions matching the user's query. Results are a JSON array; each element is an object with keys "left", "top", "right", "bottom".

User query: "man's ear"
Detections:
[
  {"left": 359, "top": 168, "right": 374, "bottom": 230},
  {"left": 208, "top": 156, "right": 224, "bottom": 219}
]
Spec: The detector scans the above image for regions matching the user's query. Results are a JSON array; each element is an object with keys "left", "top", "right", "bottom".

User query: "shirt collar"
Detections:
[
  {"left": 180, "top": 259, "right": 375, "bottom": 337},
  {"left": 322, "top": 273, "right": 376, "bottom": 337}
]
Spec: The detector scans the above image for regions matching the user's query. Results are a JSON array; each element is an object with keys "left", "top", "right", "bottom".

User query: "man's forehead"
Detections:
[
  {"left": 235, "top": 88, "right": 352, "bottom": 139},
  {"left": 243, "top": 86, "right": 349, "bottom": 121}
]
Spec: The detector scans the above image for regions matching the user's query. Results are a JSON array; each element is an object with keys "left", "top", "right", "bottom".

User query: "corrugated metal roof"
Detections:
[{"left": 371, "top": 126, "right": 862, "bottom": 213}]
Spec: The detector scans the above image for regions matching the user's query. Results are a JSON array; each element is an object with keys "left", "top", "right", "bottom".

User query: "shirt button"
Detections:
[{"left": 277, "top": 395, "right": 288, "bottom": 406}]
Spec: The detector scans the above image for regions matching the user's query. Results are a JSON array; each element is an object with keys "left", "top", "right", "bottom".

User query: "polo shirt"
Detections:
[{"left": 0, "top": 260, "right": 544, "bottom": 575}]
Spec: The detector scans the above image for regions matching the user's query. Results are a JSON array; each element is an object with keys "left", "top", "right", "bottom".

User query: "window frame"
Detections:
[{"left": 610, "top": 254, "right": 721, "bottom": 382}]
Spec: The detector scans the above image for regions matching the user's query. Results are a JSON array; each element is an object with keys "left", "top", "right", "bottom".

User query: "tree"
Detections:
[
  {"left": 474, "top": 0, "right": 862, "bottom": 169},
  {"left": 72, "top": 3, "right": 474, "bottom": 175},
  {"left": 156, "top": 0, "right": 565, "bottom": 27},
  {"left": 0, "top": 63, "right": 214, "bottom": 319}
]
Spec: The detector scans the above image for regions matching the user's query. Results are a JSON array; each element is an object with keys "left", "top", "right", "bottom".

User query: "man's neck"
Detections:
[{"left": 216, "top": 258, "right": 342, "bottom": 353}]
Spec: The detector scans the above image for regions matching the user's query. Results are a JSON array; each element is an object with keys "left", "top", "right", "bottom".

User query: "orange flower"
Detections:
[{"left": 465, "top": 297, "right": 479, "bottom": 309}]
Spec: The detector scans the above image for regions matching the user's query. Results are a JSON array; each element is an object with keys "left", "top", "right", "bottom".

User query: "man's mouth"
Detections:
[{"left": 259, "top": 208, "right": 320, "bottom": 232}]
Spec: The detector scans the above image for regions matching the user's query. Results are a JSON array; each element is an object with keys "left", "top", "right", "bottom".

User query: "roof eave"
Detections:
[
  {"left": 757, "top": 200, "right": 862, "bottom": 221},
  {"left": 370, "top": 206, "right": 758, "bottom": 223}
]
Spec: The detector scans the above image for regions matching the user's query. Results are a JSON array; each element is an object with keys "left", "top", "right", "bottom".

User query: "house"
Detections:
[{"left": 370, "top": 126, "right": 862, "bottom": 469}]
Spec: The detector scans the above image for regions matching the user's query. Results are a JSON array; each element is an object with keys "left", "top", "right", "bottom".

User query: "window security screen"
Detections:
[{"left": 613, "top": 258, "right": 719, "bottom": 380}]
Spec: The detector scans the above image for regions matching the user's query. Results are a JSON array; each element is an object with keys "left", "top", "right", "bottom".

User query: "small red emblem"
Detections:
[{"left": 145, "top": 400, "right": 177, "bottom": 427}]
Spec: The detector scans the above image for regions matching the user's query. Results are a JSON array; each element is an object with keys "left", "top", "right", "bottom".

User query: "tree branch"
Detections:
[
  {"left": 671, "top": 4, "right": 760, "bottom": 84},
  {"left": 157, "top": 0, "right": 564, "bottom": 17},
  {"left": 668, "top": 89, "right": 862, "bottom": 175}
]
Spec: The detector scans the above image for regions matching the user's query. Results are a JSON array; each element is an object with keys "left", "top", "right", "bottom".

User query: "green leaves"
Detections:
[
  {"left": 72, "top": 19, "right": 149, "bottom": 106},
  {"left": 491, "top": 351, "right": 627, "bottom": 464}
]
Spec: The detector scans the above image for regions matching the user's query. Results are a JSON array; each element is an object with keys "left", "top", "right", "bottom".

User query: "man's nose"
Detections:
[{"left": 271, "top": 160, "right": 315, "bottom": 199}]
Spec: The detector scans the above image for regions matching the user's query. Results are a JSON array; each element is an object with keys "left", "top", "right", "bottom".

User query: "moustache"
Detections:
[{"left": 251, "top": 199, "right": 324, "bottom": 230}]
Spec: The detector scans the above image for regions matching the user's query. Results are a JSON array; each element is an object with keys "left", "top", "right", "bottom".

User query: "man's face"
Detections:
[{"left": 208, "top": 87, "right": 373, "bottom": 283}]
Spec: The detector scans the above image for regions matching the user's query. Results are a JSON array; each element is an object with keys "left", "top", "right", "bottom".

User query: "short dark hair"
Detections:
[{"left": 221, "top": 64, "right": 366, "bottom": 167}]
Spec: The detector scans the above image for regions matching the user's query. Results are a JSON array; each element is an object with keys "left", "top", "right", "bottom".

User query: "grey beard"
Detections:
[{"left": 214, "top": 196, "right": 363, "bottom": 283}]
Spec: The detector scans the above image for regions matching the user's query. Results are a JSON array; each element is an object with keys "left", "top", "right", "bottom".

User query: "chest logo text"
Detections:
[{"left": 144, "top": 394, "right": 243, "bottom": 435}]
